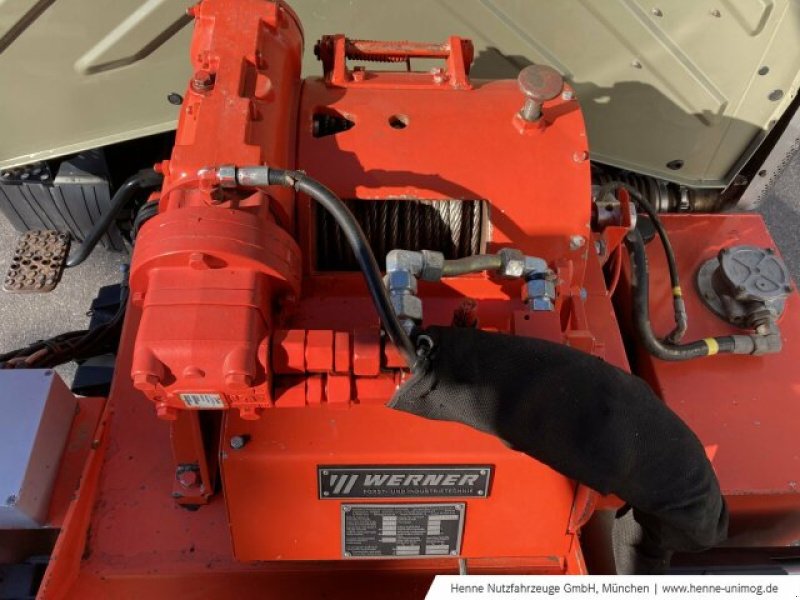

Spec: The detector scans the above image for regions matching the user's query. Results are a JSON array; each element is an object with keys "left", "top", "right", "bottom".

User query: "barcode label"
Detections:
[{"left": 179, "top": 393, "right": 225, "bottom": 409}]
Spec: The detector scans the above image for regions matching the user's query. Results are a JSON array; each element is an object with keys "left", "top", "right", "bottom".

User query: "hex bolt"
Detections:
[
  {"left": 191, "top": 70, "right": 215, "bottom": 92},
  {"left": 569, "top": 235, "right": 586, "bottom": 250},
  {"left": 517, "top": 64, "right": 564, "bottom": 122},
  {"left": 230, "top": 435, "right": 249, "bottom": 450}
]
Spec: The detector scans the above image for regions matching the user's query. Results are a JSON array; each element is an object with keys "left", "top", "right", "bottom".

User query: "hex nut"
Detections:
[
  {"left": 217, "top": 165, "right": 237, "bottom": 188},
  {"left": 390, "top": 294, "right": 423, "bottom": 321},
  {"left": 529, "top": 296, "right": 555, "bottom": 311},
  {"left": 420, "top": 250, "right": 445, "bottom": 281},
  {"left": 523, "top": 277, "right": 556, "bottom": 299},
  {"left": 498, "top": 248, "right": 526, "bottom": 278},
  {"left": 384, "top": 270, "right": 418, "bottom": 294},
  {"left": 523, "top": 278, "right": 556, "bottom": 311}
]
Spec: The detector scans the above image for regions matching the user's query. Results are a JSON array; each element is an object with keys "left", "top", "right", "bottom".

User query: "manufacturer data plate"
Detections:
[
  {"left": 319, "top": 465, "right": 492, "bottom": 498},
  {"left": 179, "top": 393, "right": 225, "bottom": 409},
  {"left": 342, "top": 503, "right": 465, "bottom": 558}
]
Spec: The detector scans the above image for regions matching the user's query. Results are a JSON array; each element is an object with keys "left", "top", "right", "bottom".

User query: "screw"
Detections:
[
  {"left": 167, "top": 92, "right": 183, "bottom": 105},
  {"left": 351, "top": 67, "right": 366, "bottom": 82},
  {"left": 517, "top": 64, "right": 564, "bottom": 122},
  {"left": 710, "top": 9, "right": 721, "bottom": 17},
  {"left": 177, "top": 469, "right": 199, "bottom": 488},
  {"left": 572, "top": 150, "right": 589, "bottom": 163},
  {"left": 230, "top": 435, "right": 248, "bottom": 450},
  {"left": 651, "top": 7, "right": 663, "bottom": 16},
  {"left": 191, "top": 69, "right": 215, "bottom": 92},
  {"left": 569, "top": 235, "right": 586, "bottom": 251},
  {"left": 430, "top": 67, "right": 448, "bottom": 85},
  {"left": 631, "top": 59, "right": 642, "bottom": 69}
]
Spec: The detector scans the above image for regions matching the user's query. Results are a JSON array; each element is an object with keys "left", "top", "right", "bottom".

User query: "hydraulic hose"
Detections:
[
  {"left": 66, "top": 169, "right": 163, "bottom": 268},
  {"left": 599, "top": 181, "right": 687, "bottom": 343},
  {"left": 441, "top": 254, "right": 503, "bottom": 277},
  {"left": 266, "top": 168, "right": 418, "bottom": 369},
  {"left": 132, "top": 200, "right": 159, "bottom": 240},
  {"left": 625, "top": 228, "right": 780, "bottom": 360}
]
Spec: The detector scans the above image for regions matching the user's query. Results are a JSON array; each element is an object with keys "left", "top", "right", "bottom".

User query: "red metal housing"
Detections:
[{"left": 31, "top": 0, "right": 800, "bottom": 597}]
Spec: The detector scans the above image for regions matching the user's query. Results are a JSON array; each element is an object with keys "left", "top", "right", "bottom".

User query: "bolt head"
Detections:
[
  {"left": 191, "top": 69, "right": 215, "bottom": 92},
  {"left": 569, "top": 235, "right": 586, "bottom": 250},
  {"left": 230, "top": 435, "right": 247, "bottom": 450},
  {"left": 177, "top": 469, "right": 199, "bottom": 489},
  {"left": 517, "top": 64, "right": 564, "bottom": 102}
]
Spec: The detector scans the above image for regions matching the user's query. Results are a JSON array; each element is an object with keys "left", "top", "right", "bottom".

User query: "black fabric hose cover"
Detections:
[{"left": 389, "top": 326, "right": 728, "bottom": 563}]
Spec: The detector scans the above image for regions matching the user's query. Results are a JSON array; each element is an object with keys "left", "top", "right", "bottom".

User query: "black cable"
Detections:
[
  {"left": 267, "top": 169, "right": 418, "bottom": 369},
  {"left": 625, "top": 228, "right": 736, "bottom": 360},
  {"left": 599, "top": 181, "right": 687, "bottom": 343},
  {"left": 66, "top": 169, "right": 162, "bottom": 268},
  {"left": 1, "top": 270, "right": 129, "bottom": 369}
]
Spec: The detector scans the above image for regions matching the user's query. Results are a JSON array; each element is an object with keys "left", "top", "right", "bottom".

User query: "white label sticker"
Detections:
[{"left": 179, "top": 393, "right": 225, "bottom": 409}]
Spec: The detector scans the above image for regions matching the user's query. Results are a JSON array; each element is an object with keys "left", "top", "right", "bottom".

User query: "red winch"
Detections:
[{"left": 16, "top": 1, "right": 798, "bottom": 597}]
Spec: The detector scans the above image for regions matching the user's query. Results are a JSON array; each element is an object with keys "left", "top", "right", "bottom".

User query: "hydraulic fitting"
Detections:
[
  {"left": 498, "top": 248, "right": 525, "bottom": 278},
  {"left": 384, "top": 266, "right": 422, "bottom": 335},
  {"left": 523, "top": 277, "right": 556, "bottom": 311}
]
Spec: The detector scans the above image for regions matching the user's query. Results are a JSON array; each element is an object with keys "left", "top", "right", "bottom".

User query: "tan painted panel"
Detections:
[
  {"left": 1, "top": 0, "right": 799, "bottom": 187},
  {"left": 0, "top": 0, "right": 195, "bottom": 168}
]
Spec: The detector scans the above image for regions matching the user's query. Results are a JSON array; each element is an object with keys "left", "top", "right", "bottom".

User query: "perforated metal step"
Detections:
[{"left": 3, "top": 230, "right": 70, "bottom": 293}]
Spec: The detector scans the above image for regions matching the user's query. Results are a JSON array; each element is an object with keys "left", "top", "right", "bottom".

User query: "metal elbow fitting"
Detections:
[{"left": 386, "top": 249, "right": 445, "bottom": 281}]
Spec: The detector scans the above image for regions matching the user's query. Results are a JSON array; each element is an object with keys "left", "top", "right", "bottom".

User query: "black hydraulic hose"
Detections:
[
  {"left": 625, "top": 228, "right": 737, "bottom": 360},
  {"left": 599, "top": 181, "right": 687, "bottom": 343},
  {"left": 66, "top": 169, "right": 163, "bottom": 268},
  {"left": 267, "top": 169, "right": 418, "bottom": 369},
  {"left": 132, "top": 200, "right": 160, "bottom": 240},
  {"left": 441, "top": 254, "right": 503, "bottom": 277}
]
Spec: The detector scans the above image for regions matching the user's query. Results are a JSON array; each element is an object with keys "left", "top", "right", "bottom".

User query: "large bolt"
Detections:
[
  {"left": 517, "top": 65, "right": 564, "bottom": 122},
  {"left": 191, "top": 70, "right": 215, "bottom": 92}
]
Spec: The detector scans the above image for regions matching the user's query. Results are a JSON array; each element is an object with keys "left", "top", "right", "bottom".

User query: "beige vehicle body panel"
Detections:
[{"left": 1, "top": 0, "right": 799, "bottom": 187}]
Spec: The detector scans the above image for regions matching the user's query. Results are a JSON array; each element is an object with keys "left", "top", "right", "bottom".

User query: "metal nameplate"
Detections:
[
  {"left": 342, "top": 503, "right": 465, "bottom": 558},
  {"left": 318, "top": 465, "right": 492, "bottom": 499}
]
